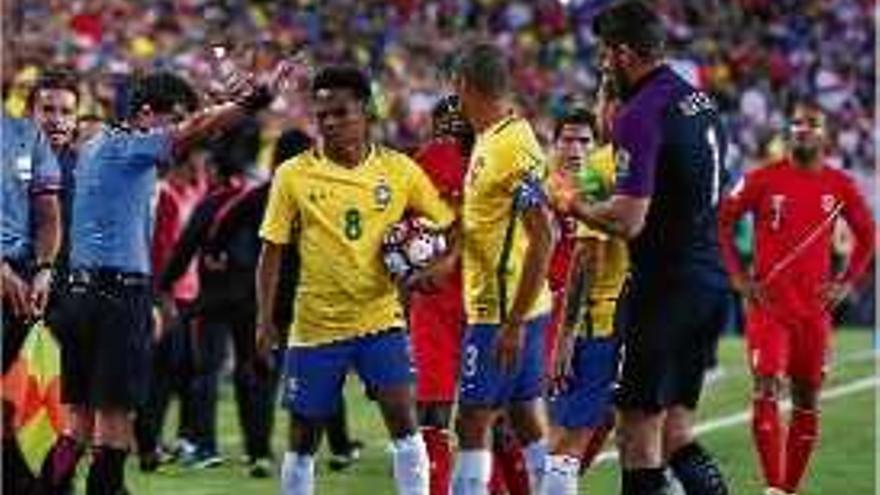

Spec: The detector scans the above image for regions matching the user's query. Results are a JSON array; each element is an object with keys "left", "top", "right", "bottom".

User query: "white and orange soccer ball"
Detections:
[{"left": 381, "top": 217, "right": 448, "bottom": 279}]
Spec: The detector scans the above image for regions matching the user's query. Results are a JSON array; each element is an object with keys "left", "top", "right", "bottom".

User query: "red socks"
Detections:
[
  {"left": 491, "top": 439, "right": 529, "bottom": 495},
  {"left": 783, "top": 407, "right": 819, "bottom": 493},
  {"left": 753, "top": 396, "right": 820, "bottom": 493},
  {"left": 489, "top": 453, "right": 506, "bottom": 495},
  {"left": 581, "top": 418, "right": 614, "bottom": 472},
  {"left": 422, "top": 427, "right": 453, "bottom": 495},
  {"left": 752, "top": 397, "right": 785, "bottom": 488}
]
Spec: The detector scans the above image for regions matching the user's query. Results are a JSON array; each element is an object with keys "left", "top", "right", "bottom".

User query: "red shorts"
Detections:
[
  {"left": 410, "top": 291, "right": 463, "bottom": 403},
  {"left": 745, "top": 303, "right": 831, "bottom": 387}
]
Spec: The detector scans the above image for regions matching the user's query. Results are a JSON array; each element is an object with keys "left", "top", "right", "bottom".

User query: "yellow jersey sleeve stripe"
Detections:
[{"left": 495, "top": 201, "right": 517, "bottom": 321}]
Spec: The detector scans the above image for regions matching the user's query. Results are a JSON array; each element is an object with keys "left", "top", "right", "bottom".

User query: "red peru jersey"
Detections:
[
  {"left": 719, "top": 158, "right": 874, "bottom": 295},
  {"left": 410, "top": 137, "right": 466, "bottom": 312},
  {"left": 547, "top": 213, "right": 578, "bottom": 293}
]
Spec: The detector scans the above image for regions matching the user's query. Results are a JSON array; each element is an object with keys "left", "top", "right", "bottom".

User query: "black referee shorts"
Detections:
[
  {"left": 49, "top": 269, "right": 153, "bottom": 410},
  {"left": 614, "top": 280, "right": 728, "bottom": 413}
]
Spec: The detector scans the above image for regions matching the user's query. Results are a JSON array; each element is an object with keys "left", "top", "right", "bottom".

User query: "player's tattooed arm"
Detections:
[
  {"left": 495, "top": 203, "right": 555, "bottom": 373},
  {"left": 568, "top": 194, "right": 650, "bottom": 240},
  {"left": 551, "top": 240, "right": 594, "bottom": 392},
  {"left": 562, "top": 242, "right": 590, "bottom": 332}
]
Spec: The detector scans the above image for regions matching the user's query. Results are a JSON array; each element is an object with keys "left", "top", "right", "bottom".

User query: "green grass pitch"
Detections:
[{"left": 123, "top": 329, "right": 876, "bottom": 494}]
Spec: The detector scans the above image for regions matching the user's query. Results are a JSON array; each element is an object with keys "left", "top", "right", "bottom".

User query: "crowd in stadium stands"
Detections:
[
  {"left": 4, "top": 0, "right": 874, "bottom": 171},
  {"left": 3, "top": 0, "right": 874, "bottom": 305},
  {"left": 6, "top": 2, "right": 877, "bottom": 324},
  {"left": 4, "top": 0, "right": 875, "bottom": 327}
]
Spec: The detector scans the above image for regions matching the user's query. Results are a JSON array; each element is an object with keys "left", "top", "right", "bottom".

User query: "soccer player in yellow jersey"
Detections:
[
  {"left": 545, "top": 104, "right": 629, "bottom": 495},
  {"left": 255, "top": 66, "right": 455, "bottom": 495},
  {"left": 450, "top": 42, "right": 556, "bottom": 495}
]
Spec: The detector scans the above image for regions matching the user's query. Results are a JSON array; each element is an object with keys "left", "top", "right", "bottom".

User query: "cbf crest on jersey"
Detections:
[{"left": 374, "top": 178, "right": 392, "bottom": 210}]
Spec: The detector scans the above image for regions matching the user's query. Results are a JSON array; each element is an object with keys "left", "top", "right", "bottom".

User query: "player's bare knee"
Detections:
[
  {"left": 288, "top": 413, "right": 321, "bottom": 455},
  {"left": 508, "top": 399, "right": 547, "bottom": 445},
  {"left": 753, "top": 375, "right": 783, "bottom": 400},
  {"left": 663, "top": 407, "right": 695, "bottom": 456},
  {"left": 554, "top": 428, "right": 593, "bottom": 457},
  {"left": 376, "top": 388, "right": 419, "bottom": 438},
  {"left": 617, "top": 409, "right": 664, "bottom": 467},
  {"left": 455, "top": 405, "right": 495, "bottom": 449},
  {"left": 790, "top": 380, "right": 819, "bottom": 410}
]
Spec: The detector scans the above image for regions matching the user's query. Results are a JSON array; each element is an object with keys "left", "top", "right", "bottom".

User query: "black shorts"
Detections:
[
  {"left": 614, "top": 280, "right": 728, "bottom": 412},
  {"left": 49, "top": 270, "right": 153, "bottom": 410}
]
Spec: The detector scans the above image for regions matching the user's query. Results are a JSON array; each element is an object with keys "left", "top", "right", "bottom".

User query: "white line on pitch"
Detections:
[{"left": 593, "top": 374, "right": 879, "bottom": 466}]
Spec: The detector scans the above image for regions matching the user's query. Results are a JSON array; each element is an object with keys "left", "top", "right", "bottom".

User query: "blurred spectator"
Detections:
[
  {"left": 136, "top": 148, "right": 209, "bottom": 472},
  {"left": 3, "top": 0, "right": 871, "bottom": 172}
]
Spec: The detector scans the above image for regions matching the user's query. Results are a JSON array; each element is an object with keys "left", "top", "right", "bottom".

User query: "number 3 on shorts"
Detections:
[{"left": 463, "top": 344, "right": 479, "bottom": 378}]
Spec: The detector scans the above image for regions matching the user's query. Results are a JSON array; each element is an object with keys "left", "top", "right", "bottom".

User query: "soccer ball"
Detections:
[{"left": 381, "top": 217, "right": 448, "bottom": 279}]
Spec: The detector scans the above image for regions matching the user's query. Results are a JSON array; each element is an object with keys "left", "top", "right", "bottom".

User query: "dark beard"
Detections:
[
  {"left": 792, "top": 146, "right": 819, "bottom": 165},
  {"left": 604, "top": 69, "right": 630, "bottom": 100}
]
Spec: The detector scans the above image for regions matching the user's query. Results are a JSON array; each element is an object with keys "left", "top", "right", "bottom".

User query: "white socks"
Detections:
[
  {"left": 523, "top": 439, "right": 548, "bottom": 494},
  {"left": 392, "top": 433, "right": 430, "bottom": 495},
  {"left": 281, "top": 452, "right": 314, "bottom": 495},
  {"left": 452, "top": 449, "right": 492, "bottom": 495},
  {"left": 543, "top": 454, "right": 581, "bottom": 495}
]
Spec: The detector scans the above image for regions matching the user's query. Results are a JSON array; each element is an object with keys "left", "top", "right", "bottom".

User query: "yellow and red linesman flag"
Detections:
[{"left": 1, "top": 320, "right": 66, "bottom": 473}]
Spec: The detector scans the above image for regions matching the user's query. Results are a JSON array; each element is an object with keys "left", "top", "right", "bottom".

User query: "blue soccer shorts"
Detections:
[
  {"left": 281, "top": 328, "right": 414, "bottom": 418},
  {"left": 458, "top": 315, "right": 549, "bottom": 408},
  {"left": 548, "top": 336, "right": 619, "bottom": 429}
]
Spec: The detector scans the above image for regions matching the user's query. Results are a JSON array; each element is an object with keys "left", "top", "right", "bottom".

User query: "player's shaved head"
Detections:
[{"left": 453, "top": 42, "right": 511, "bottom": 99}]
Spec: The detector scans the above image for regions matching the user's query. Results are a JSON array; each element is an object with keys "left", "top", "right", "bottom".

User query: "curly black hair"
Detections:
[
  {"left": 311, "top": 65, "right": 372, "bottom": 104},
  {"left": 128, "top": 71, "right": 198, "bottom": 117}
]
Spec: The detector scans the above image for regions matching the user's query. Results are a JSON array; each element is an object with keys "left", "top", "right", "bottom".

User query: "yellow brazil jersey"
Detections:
[
  {"left": 462, "top": 115, "right": 553, "bottom": 325},
  {"left": 260, "top": 145, "right": 455, "bottom": 346},
  {"left": 576, "top": 144, "right": 629, "bottom": 337}
]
